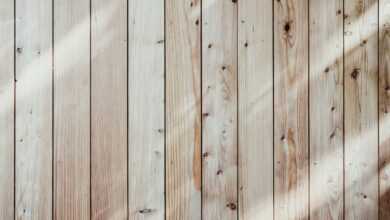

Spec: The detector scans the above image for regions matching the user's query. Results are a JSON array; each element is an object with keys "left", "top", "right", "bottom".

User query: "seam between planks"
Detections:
[
  {"left": 236, "top": 1, "right": 239, "bottom": 220},
  {"left": 13, "top": 0, "right": 16, "bottom": 217},
  {"left": 52, "top": 0, "right": 55, "bottom": 218},
  {"left": 127, "top": 0, "right": 129, "bottom": 219},
  {"left": 307, "top": 0, "right": 311, "bottom": 219},
  {"left": 164, "top": 0, "right": 167, "bottom": 218},
  {"left": 272, "top": 0, "right": 275, "bottom": 219},
  {"left": 342, "top": 0, "right": 345, "bottom": 218}
]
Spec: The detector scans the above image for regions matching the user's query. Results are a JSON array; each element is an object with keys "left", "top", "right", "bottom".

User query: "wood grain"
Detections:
[
  {"left": 274, "top": 0, "right": 309, "bottom": 219},
  {"left": 202, "top": 0, "right": 237, "bottom": 219},
  {"left": 91, "top": 0, "right": 127, "bottom": 219},
  {"left": 15, "top": 0, "right": 52, "bottom": 219},
  {"left": 379, "top": 0, "right": 390, "bottom": 218},
  {"left": 54, "top": 0, "right": 90, "bottom": 219},
  {"left": 309, "top": 0, "right": 344, "bottom": 219},
  {"left": 238, "top": 0, "right": 273, "bottom": 219},
  {"left": 128, "top": 0, "right": 165, "bottom": 219},
  {"left": 0, "top": 0, "right": 14, "bottom": 219},
  {"left": 344, "top": 0, "right": 378, "bottom": 219},
  {"left": 166, "top": 0, "right": 201, "bottom": 219}
]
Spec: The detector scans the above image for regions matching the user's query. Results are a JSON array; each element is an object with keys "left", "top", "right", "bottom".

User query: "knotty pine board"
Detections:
[{"left": 129, "top": 0, "right": 165, "bottom": 219}]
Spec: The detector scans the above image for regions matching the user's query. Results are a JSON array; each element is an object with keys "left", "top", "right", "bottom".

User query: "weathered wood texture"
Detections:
[
  {"left": 274, "top": 0, "right": 309, "bottom": 219},
  {"left": 202, "top": 0, "right": 237, "bottom": 219},
  {"left": 379, "top": 0, "right": 390, "bottom": 219},
  {"left": 344, "top": 0, "right": 378, "bottom": 219},
  {"left": 54, "top": 0, "right": 90, "bottom": 219},
  {"left": 91, "top": 0, "right": 127, "bottom": 219},
  {"left": 165, "top": 0, "right": 202, "bottom": 219},
  {"left": 2, "top": 1, "right": 390, "bottom": 220},
  {"left": 309, "top": 0, "right": 344, "bottom": 219},
  {"left": 0, "top": 0, "right": 14, "bottom": 219},
  {"left": 128, "top": 0, "right": 165, "bottom": 219},
  {"left": 15, "top": 0, "right": 52, "bottom": 219},
  {"left": 238, "top": 0, "right": 273, "bottom": 219}
]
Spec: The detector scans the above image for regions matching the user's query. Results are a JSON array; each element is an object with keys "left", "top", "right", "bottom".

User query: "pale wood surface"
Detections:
[
  {"left": 379, "top": 0, "right": 390, "bottom": 218},
  {"left": 344, "top": 0, "right": 379, "bottom": 219},
  {"left": 1, "top": 1, "right": 390, "bottom": 220},
  {"left": 309, "top": 0, "right": 344, "bottom": 219},
  {"left": 274, "top": 0, "right": 309, "bottom": 219},
  {"left": 128, "top": 0, "right": 165, "bottom": 219},
  {"left": 238, "top": 0, "right": 273, "bottom": 219},
  {"left": 0, "top": 0, "right": 14, "bottom": 219},
  {"left": 166, "top": 0, "right": 201, "bottom": 219},
  {"left": 202, "top": 0, "right": 237, "bottom": 219},
  {"left": 91, "top": 0, "right": 127, "bottom": 219},
  {"left": 54, "top": 0, "right": 90, "bottom": 219},
  {"left": 15, "top": 0, "right": 52, "bottom": 219}
]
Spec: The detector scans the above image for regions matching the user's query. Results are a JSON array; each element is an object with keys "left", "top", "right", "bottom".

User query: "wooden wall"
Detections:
[{"left": 0, "top": 0, "right": 390, "bottom": 219}]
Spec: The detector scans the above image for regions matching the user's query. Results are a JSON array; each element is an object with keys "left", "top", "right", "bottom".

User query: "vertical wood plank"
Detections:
[
  {"left": 0, "top": 0, "right": 14, "bottom": 219},
  {"left": 274, "top": 0, "right": 309, "bottom": 219},
  {"left": 91, "top": 0, "right": 127, "bottom": 219},
  {"left": 54, "top": 0, "right": 90, "bottom": 218},
  {"left": 202, "top": 0, "right": 237, "bottom": 219},
  {"left": 309, "top": 0, "right": 344, "bottom": 219},
  {"left": 379, "top": 0, "right": 390, "bottom": 218},
  {"left": 344, "top": 0, "right": 378, "bottom": 219},
  {"left": 238, "top": 0, "right": 274, "bottom": 219},
  {"left": 128, "top": 0, "right": 165, "bottom": 219},
  {"left": 166, "top": 0, "right": 201, "bottom": 218},
  {"left": 15, "top": 0, "right": 52, "bottom": 218}
]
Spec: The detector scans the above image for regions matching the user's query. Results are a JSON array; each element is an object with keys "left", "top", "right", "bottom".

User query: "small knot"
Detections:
[
  {"left": 284, "top": 22, "right": 291, "bottom": 32},
  {"left": 139, "top": 208, "right": 153, "bottom": 214},
  {"left": 226, "top": 202, "right": 237, "bottom": 210},
  {"left": 351, "top": 68, "right": 360, "bottom": 79},
  {"left": 324, "top": 67, "right": 330, "bottom": 73}
]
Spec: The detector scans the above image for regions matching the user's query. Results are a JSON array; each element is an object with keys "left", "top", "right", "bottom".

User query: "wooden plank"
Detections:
[
  {"left": 91, "top": 0, "right": 127, "bottom": 219},
  {"left": 202, "top": 0, "right": 237, "bottom": 219},
  {"left": 274, "top": 0, "right": 309, "bottom": 219},
  {"left": 128, "top": 0, "right": 165, "bottom": 219},
  {"left": 379, "top": 0, "right": 390, "bottom": 218},
  {"left": 165, "top": 0, "right": 201, "bottom": 218},
  {"left": 344, "top": 0, "right": 378, "bottom": 219},
  {"left": 309, "top": 0, "right": 344, "bottom": 219},
  {"left": 15, "top": 0, "right": 52, "bottom": 218},
  {"left": 54, "top": 0, "right": 90, "bottom": 219},
  {"left": 238, "top": 0, "right": 273, "bottom": 219},
  {"left": 0, "top": 0, "right": 14, "bottom": 219}
]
